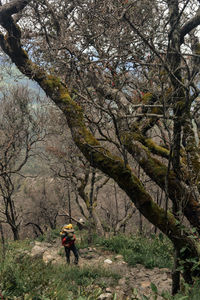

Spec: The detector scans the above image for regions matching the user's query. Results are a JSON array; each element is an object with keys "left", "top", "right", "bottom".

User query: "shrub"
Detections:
[
  {"left": 95, "top": 233, "right": 173, "bottom": 269},
  {"left": 0, "top": 243, "right": 120, "bottom": 299},
  {"left": 36, "top": 228, "right": 60, "bottom": 243}
]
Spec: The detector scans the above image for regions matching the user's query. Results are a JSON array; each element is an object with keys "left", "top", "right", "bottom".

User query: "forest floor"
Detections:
[
  {"left": 30, "top": 240, "right": 172, "bottom": 299},
  {"left": 78, "top": 247, "right": 172, "bottom": 299}
]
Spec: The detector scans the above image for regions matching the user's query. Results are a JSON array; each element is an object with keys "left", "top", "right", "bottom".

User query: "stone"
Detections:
[
  {"left": 104, "top": 259, "right": 113, "bottom": 264},
  {"left": 153, "top": 267, "right": 160, "bottom": 273},
  {"left": 34, "top": 241, "right": 42, "bottom": 246},
  {"left": 105, "top": 288, "right": 112, "bottom": 293},
  {"left": 135, "top": 264, "right": 143, "bottom": 269},
  {"left": 97, "top": 293, "right": 113, "bottom": 300},
  {"left": 140, "top": 281, "right": 151, "bottom": 289},
  {"left": 51, "top": 257, "right": 63, "bottom": 265},
  {"left": 160, "top": 268, "right": 170, "bottom": 273},
  {"left": 130, "top": 270, "right": 137, "bottom": 276},
  {"left": 43, "top": 249, "right": 59, "bottom": 264},
  {"left": 145, "top": 270, "right": 154, "bottom": 276},
  {"left": 115, "top": 254, "right": 124, "bottom": 261},
  {"left": 79, "top": 248, "right": 88, "bottom": 254},
  {"left": 161, "top": 274, "right": 168, "bottom": 281},
  {"left": 118, "top": 278, "right": 126, "bottom": 286},
  {"left": 43, "top": 254, "right": 54, "bottom": 264},
  {"left": 85, "top": 255, "right": 94, "bottom": 260},
  {"left": 115, "top": 290, "right": 126, "bottom": 299},
  {"left": 30, "top": 245, "right": 46, "bottom": 258},
  {"left": 35, "top": 241, "right": 52, "bottom": 248},
  {"left": 137, "top": 270, "right": 147, "bottom": 278}
]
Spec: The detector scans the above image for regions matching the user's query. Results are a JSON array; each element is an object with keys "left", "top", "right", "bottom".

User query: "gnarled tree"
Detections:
[{"left": 1, "top": 0, "right": 200, "bottom": 289}]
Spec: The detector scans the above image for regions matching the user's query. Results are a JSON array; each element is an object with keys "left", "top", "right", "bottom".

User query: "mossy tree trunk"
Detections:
[{"left": 1, "top": 0, "right": 200, "bottom": 286}]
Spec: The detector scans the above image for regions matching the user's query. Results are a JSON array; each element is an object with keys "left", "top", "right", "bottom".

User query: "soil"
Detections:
[
  {"left": 78, "top": 247, "right": 172, "bottom": 299},
  {"left": 30, "top": 241, "right": 173, "bottom": 299}
]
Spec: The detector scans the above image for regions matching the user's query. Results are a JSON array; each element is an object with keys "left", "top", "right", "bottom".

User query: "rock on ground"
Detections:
[{"left": 28, "top": 241, "right": 172, "bottom": 299}]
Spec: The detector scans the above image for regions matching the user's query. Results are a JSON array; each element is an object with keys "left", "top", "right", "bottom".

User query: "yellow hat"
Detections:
[{"left": 65, "top": 224, "right": 73, "bottom": 230}]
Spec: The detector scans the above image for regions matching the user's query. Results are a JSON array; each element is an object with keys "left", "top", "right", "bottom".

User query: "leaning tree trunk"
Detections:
[{"left": 1, "top": 7, "right": 200, "bottom": 283}]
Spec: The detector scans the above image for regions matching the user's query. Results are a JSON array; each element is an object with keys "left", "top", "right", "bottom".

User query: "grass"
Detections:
[
  {"left": 91, "top": 232, "right": 174, "bottom": 269},
  {"left": 0, "top": 239, "right": 120, "bottom": 300},
  {"left": 151, "top": 281, "right": 200, "bottom": 300},
  {"left": 1, "top": 231, "right": 200, "bottom": 299},
  {"left": 34, "top": 228, "right": 173, "bottom": 270},
  {"left": 35, "top": 228, "right": 60, "bottom": 243}
]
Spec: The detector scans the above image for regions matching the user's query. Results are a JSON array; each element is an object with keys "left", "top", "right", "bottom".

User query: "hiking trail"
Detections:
[{"left": 28, "top": 240, "right": 172, "bottom": 299}]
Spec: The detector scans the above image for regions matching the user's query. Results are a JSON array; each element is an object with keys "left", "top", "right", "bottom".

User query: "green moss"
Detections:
[
  {"left": 41, "top": 74, "right": 84, "bottom": 127},
  {"left": 145, "top": 139, "right": 169, "bottom": 158},
  {"left": 85, "top": 198, "right": 90, "bottom": 208},
  {"left": 175, "top": 100, "right": 185, "bottom": 110},
  {"left": 43, "top": 75, "right": 61, "bottom": 91},
  {"left": 141, "top": 92, "right": 153, "bottom": 103},
  {"left": 151, "top": 107, "right": 160, "bottom": 114},
  {"left": 142, "top": 200, "right": 174, "bottom": 229},
  {"left": 143, "top": 156, "right": 167, "bottom": 178},
  {"left": 122, "top": 127, "right": 169, "bottom": 159},
  {"left": 194, "top": 43, "right": 200, "bottom": 55},
  {"left": 78, "top": 127, "right": 100, "bottom": 146}
]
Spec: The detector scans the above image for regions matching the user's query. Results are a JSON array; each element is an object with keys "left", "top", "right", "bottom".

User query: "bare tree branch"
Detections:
[{"left": 180, "top": 8, "right": 200, "bottom": 44}]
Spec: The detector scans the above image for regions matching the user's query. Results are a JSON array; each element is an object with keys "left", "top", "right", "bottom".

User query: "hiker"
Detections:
[{"left": 60, "top": 223, "right": 79, "bottom": 265}]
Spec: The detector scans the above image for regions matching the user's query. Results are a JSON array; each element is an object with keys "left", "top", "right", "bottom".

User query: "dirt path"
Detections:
[
  {"left": 31, "top": 241, "right": 172, "bottom": 299},
  {"left": 78, "top": 247, "right": 172, "bottom": 299}
]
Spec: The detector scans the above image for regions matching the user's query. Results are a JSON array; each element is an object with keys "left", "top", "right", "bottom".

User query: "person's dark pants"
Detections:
[{"left": 64, "top": 244, "right": 79, "bottom": 264}]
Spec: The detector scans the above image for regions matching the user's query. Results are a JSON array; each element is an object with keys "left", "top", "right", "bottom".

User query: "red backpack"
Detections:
[{"left": 61, "top": 231, "right": 76, "bottom": 247}]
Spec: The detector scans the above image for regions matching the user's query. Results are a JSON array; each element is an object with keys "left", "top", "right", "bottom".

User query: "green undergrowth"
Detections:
[
  {"left": 35, "top": 228, "right": 60, "bottom": 243},
  {"left": 133, "top": 281, "right": 200, "bottom": 300},
  {"left": 79, "top": 232, "right": 174, "bottom": 269},
  {"left": 1, "top": 232, "right": 200, "bottom": 299},
  {"left": 103, "top": 234, "right": 173, "bottom": 269},
  {"left": 0, "top": 240, "right": 120, "bottom": 299},
  {"left": 31, "top": 229, "right": 174, "bottom": 270}
]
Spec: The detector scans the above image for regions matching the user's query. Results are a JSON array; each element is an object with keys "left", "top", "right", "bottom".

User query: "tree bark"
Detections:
[
  {"left": 11, "top": 225, "right": 20, "bottom": 241},
  {"left": 1, "top": 2, "right": 200, "bottom": 282},
  {"left": 0, "top": 223, "right": 6, "bottom": 261}
]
